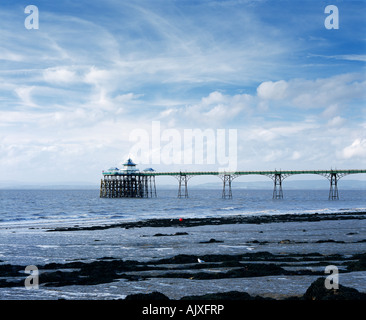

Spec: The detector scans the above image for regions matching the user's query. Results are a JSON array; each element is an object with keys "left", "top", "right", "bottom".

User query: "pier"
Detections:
[{"left": 100, "top": 159, "right": 366, "bottom": 200}]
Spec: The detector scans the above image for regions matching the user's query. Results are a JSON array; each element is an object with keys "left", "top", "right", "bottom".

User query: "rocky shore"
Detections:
[
  {"left": 46, "top": 211, "right": 366, "bottom": 232},
  {"left": 1, "top": 250, "right": 365, "bottom": 300},
  {"left": 124, "top": 277, "right": 366, "bottom": 300},
  {"left": 1, "top": 213, "right": 365, "bottom": 300}
]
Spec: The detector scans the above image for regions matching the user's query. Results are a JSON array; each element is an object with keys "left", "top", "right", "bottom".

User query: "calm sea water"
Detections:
[{"left": 0, "top": 189, "right": 365, "bottom": 228}]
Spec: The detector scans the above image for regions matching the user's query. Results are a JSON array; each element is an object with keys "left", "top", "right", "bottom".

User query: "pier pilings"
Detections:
[{"left": 100, "top": 174, "right": 156, "bottom": 198}]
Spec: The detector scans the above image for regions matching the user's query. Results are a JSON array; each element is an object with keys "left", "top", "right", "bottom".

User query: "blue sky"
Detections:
[{"left": 0, "top": 0, "right": 365, "bottom": 184}]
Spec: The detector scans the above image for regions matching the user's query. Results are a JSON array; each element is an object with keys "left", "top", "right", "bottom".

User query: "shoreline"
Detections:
[{"left": 46, "top": 211, "right": 366, "bottom": 232}]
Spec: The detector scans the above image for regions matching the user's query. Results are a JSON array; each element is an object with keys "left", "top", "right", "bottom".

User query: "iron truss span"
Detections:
[
  {"left": 139, "top": 169, "right": 366, "bottom": 176},
  {"left": 100, "top": 169, "right": 366, "bottom": 200}
]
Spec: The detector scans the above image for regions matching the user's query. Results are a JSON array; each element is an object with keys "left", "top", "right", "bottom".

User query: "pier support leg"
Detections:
[
  {"left": 329, "top": 173, "right": 339, "bottom": 200},
  {"left": 273, "top": 173, "right": 283, "bottom": 199},
  {"left": 148, "top": 175, "right": 157, "bottom": 198},
  {"left": 100, "top": 179, "right": 105, "bottom": 197},
  {"left": 221, "top": 174, "right": 234, "bottom": 199},
  {"left": 319, "top": 171, "right": 349, "bottom": 200},
  {"left": 177, "top": 174, "right": 189, "bottom": 198}
]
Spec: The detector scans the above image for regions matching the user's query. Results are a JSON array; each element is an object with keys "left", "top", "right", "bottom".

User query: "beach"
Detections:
[{"left": 1, "top": 211, "right": 365, "bottom": 300}]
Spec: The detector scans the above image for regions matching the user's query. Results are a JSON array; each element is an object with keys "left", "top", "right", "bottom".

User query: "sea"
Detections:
[{"left": 0, "top": 188, "right": 365, "bottom": 228}]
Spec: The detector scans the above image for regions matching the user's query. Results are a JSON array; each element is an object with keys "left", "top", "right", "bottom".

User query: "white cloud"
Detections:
[
  {"left": 14, "top": 86, "right": 37, "bottom": 108},
  {"left": 255, "top": 74, "right": 366, "bottom": 113},
  {"left": 327, "top": 116, "right": 345, "bottom": 127},
  {"left": 84, "top": 67, "right": 113, "bottom": 86},
  {"left": 159, "top": 91, "right": 253, "bottom": 126},
  {"left": 342, "top": 139, "right": 366, "bottom": 159},
  {"left": 322, "top": 104, "right": 340, "bottom": 118},
  {"left": 43, "top": 67, "right": 78, "bottom": 83},
  {"left": 311, "top": 54, "right": 366, "bottom": 62},
  {"left": 257, "top": 80, "right": 288, "bottom": 100},
  {"left": 0, "top": 48, "right": 23, "bottom": 62}
]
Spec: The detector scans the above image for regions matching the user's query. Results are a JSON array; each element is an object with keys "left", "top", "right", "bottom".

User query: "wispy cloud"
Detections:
[{"left": 308, "top": 53, "right": 366, "bottom": 62}]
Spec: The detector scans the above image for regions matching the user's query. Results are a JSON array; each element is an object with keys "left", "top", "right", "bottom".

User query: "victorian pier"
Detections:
[{"left": 100, "top": 159, "right": 366, "bottom": 200}]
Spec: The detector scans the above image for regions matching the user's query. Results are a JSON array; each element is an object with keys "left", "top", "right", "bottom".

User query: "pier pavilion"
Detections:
[{"left": 100, "top": 158, "right": 156, "bottom": 198}]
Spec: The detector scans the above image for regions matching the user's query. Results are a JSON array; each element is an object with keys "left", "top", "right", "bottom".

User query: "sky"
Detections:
[{"left": 0, "top": 0, "right": 365, "bottom": 184}]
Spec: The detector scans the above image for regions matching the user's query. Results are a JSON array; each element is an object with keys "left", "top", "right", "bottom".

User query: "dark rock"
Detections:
[
  {"left": 174, "top": 232, "right": 189, "bottom": 236},
  {"left": 154, "top": 254, "right": 198, "bottom": 264},
  {"left": 0, "top": 264, "right": 24, "bottom": 277},
  {"left": 279, "top": 239, "right": 292, "bottom": 244},
  {"left": 47, "top": 212, "right": 366, "bottom": 232},
  {"left": 181, "top": 291, "right": 273, "bottom": 300},
  {"left": 125, "top": 291, "right": 170, "bottom": 300},
  {"left": 346, "top": 253, "right": 366, "bottom": 271},
  {"left": 316, "top": 239, "right": 345, "bottom": 243},
  {"left": 220, "top": 260, "right": 243, "bottom": 267},
  {"left": 247, "top": 240, "right": 268, "bottom": 245},
  {"left": 153, "top": 232, "right": 189, "bottom": 237},
  {"left": 303, "top": 277, "right": 366, "bottom": 300},
  {"left": 227, "top": 263, "right": 286, "bottom": 277},
  {"left": 0, "top": 279, "right": 23, "bottom": 288},
  {"left": 159, "top": 263, "right": 287, "bottom": 280},
  {"left": 199, "top": 238, "right": 223, "bottom": 243}
]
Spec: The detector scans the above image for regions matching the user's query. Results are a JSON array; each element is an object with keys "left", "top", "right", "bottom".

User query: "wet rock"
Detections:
[
  {"left": 158, "top": 263, "right": 288, "bottom": 280},
  {"left": 154, "top": 254, "right": 198, "bottom": 264},
  {"left": 199, "top": 238, "right": 223, "bottom": 243},
  {"left": 228, "top": 263, "right": 286, "bottom": 277},
  {"left": 47, "top": 212, "right": 366, "bottom": 232},
  {"left": 125, "top": 291, "right": 170, "bottom": 300},
  {"left": 0, "top": 279, "right": 23, "bottom": 288},
  {"left": 279, "top": 239, "right": 292, "bottom": 244},
  {"left": 153, "top": 232, "right": 189, "bottom": 237},
  {"left": 243, "top": 251, "right": 275, "bottom": 260},
  {"left": 0, "top": 264, "right": 24, "bottom": 277},
  {"left": 303, "top": 277, "right": 366, "bottom": 300},
  {"left": 346, "top": 253, "right": 366, "bottom": 271},
  {"left": 220, "top": 260, "right": 243, "bottom": 267},
  {"left": 247, "top": 240, "right": 268, "bottom": 245},
  {"left": 181, "top": 291, "right": 273, "bottom": 300},
  {"left": 316, "top": 239, "right": 345, "bottom": 243}
]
